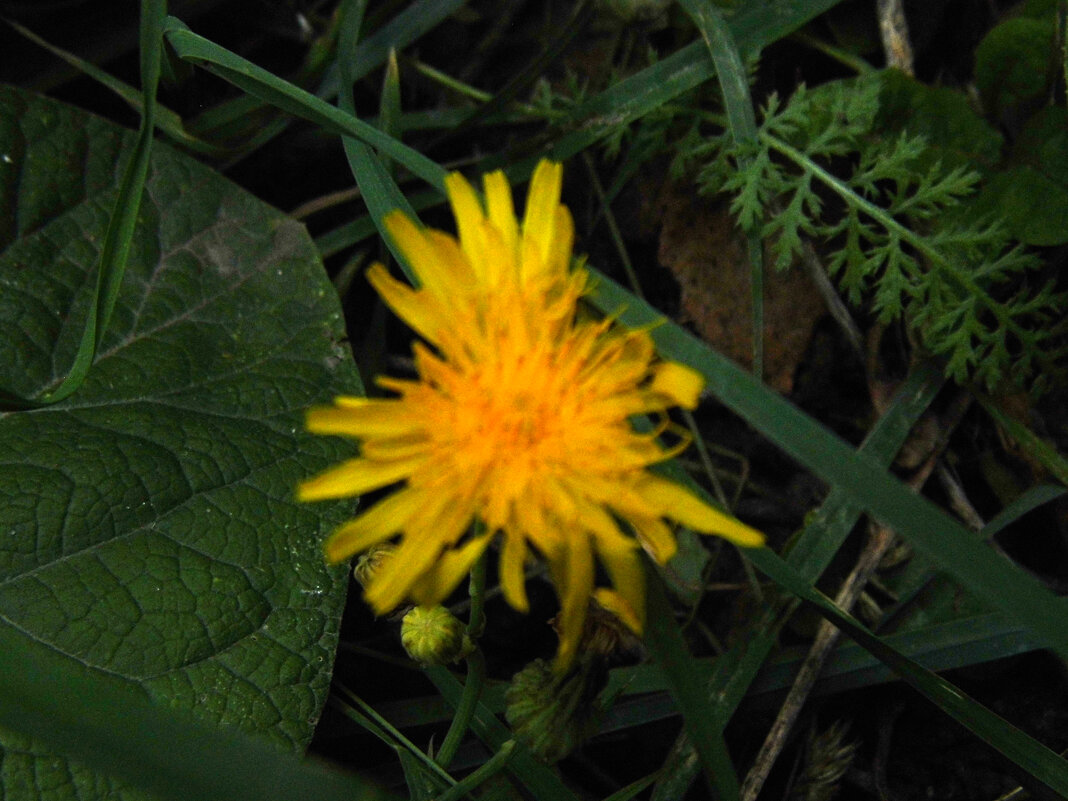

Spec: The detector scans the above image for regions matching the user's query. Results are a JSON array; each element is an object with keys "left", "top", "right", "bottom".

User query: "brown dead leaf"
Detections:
[{"left": 658, "top": 185, "right": 825, "bottom": 393}]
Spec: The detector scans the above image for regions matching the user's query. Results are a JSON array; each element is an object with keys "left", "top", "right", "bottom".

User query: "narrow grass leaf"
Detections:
[
  {"left": 643, "top": 561, "right": 740, "bottom": 800},
  {"left": 978, "top": 393, "right": 1068, "bottom": 487},
  {"left": 750, "top": 550, "right": 1068, "bottom": 796},
  {"left": 5, "top": 18, "right": 223, "bottom": 156},
  {"left": 318, "top": 0, "right": 470, "bottom": 97},
  {"left": 335, "top": 0, "right": 421, "bottom": 279},
  {"left": 678, "top": 0, "right": 767, "bottom": 378},
  {"left": 982, "top": 484, "right": 1067, "bottom": 539},
  {"left": 162, "top": 16, "right": 447, "bottom": 192},
  {"left": 542, "top": 0, "right": 846, "bottom": 165},
  {"left": 589, "top": 269, "right": 1068, "bottom": 660},
  {"left": 0, "top": 0, "right": 164, "bottom": 410}
]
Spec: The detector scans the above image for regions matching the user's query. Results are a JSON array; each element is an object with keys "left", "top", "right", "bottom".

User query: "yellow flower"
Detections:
[{"left": 299, "top": 160, "right": 764, "bottom": 667}]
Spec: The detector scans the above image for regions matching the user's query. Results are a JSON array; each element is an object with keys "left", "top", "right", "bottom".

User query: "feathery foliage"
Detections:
[{"left": 677, "top": 75, "right": 1066, "bottom": 394}]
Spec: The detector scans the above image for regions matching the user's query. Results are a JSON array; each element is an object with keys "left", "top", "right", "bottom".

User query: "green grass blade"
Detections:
[
  {"left": 982, "top": 484, "right": 1067, "bottom": 539},
  {"left": 334, "top": 0, "right": 421, "bottom": 279},
  {"left": 161, "top": 16, "right": 447, "bottom": 192},
  {"left": 318, "top": 0, "right": 470, "bottom": 96},
  {"left": 5, "top": 18, "right": 224, "bottom": 156},
  {"left": 644, "top": 562, "right": 740, "bottom": 800},
  {"left": 541, "top": 0, "right": 845, "bottom": 165},
  {"left": 977, "top": 393, "right": 1068, "bottom": 487},
  {"left": 678, "top": 0, "right": 767, "bottom": 379},
  {"left": 649, "top": 363, "right": 943, "bottom": 800},
  {"left": 0, "top": 0, "right": 165, "bottom": 411},
  {"left": 750, "top": 549, "right": 1068, "bottom": 796},
  {"left": 315, "top": 189, "right": 441, "bottom": 258},
  {"left": 0, "top": 620, "right": 396, "bottom": 801},
  {"left": 589, "top": 269, "right": 1068, "bottom": 660}
]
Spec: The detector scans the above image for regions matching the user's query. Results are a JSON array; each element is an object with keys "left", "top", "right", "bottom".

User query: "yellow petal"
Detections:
[
  {"left": 366, "top": 264, "right": 442, "bottom": 344},
  {"left": 364, "top": 534, "right": 442, "bottom": 614},
  {"left": 650, "top": 362, "right": 705, "bottom": 409},
  {"left": 552, "top": 531, "right": 594, "bottom": 671},
  {"left": 544, "top": 205, "right": 574, "bottom": 279},
  {"left": 593, "top": 588, "right": 642, "bottom": 635},
  {"left": 383, "top": 212, "right": 449, "bottom": 296},
  {"left": 367, "top": 491, "right": 475, "bottom": 611},
  {"left": 298, "top": 454, "right": 422, "bottom": 501},
  {"left": 499, "top": 529, "right": 530, "bottom": 613},
  {"left": 628, "top": 515, "right": 678, "bottom": 564},
  {"left": 521, "top": 160, "right": 563, "bottom": 269},
  {"left": 636, "top": 474, "right": 765, "bottom": 547},
  {"left": 409, "top": 533, "right": 493, "bottom": 607},
  {"left": 323, "top": 488, "right": 424, "bottom": 562},
  {"left": 424, "top": 230, "right": 475, "bottom": 292},
  {"left": 306, "top": 398, "right": 417, "bottom": 439},
  {"left": 445, "top": 171, "right": 488, "bottom": 273},
  {"left": 484, "top": 169, "right": 518, "bottom": 256},
  {"left": 590, "top": 527, "right": 645, "bottom": 633}
]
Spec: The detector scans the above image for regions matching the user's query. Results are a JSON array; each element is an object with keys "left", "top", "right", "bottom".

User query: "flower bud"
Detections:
[
  {"left": 400, "top": 606, "right": 471, "bottom": 666},
  {"left": 353, "top": 544, "right": 394, "bottom": 589},
  {"left": 505, "top": 659, "right": 606, "bottom": 763}
]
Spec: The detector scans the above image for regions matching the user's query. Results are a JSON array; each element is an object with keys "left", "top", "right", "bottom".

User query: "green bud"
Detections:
[
  {"left": 504, "top": 659, "right": 607, "bottom": 763},
  {"left": 353, "top": 544, "right": 394, "bottom": 589},
  {"left": 400, "top": 606, "right": 471, "bottom": 666}
]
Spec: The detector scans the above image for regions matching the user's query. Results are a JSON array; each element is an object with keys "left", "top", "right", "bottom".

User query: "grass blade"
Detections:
[
  {"left": 162, "top": 16, "right": 447, "bottom": 193},
  {"left": 678, "top": 0, "right": 767, "bottom": 379},
  {"left": 589, "top": 269, "right": 1068, "bottom": 660},
  {"left": 0, "top": 0, "right": 164, "bottom": 410},
  {"left": 644, "top": 561, "right": 740, "bottom": 800},
  {"left": 751, "top": 549, "right": 1068, "bottom": 796}
]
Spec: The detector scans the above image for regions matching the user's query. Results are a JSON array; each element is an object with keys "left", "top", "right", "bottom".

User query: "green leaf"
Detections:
[
  {"left": 973, "top": 106, "right": 1068, "bottom": 246},
  {"left": 0, "top": 86, "right": 357, "bottom": 797},
  {"left": 974, "top": 15, "right": 1057, "bottom": 119},
  {"left": 0, "top": 621, "right": 396, "bottom": 801},
  {"left": 876, "top": 70, "right": 1003, "bottom": 171}
]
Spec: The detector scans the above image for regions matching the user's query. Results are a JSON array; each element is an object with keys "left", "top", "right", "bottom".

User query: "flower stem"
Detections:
[
  {"left": 434, "top": 741, "right": 516, "bottom": 801},
  {"left": 435, "top": 551, "right": 488, "bottom": 769}
]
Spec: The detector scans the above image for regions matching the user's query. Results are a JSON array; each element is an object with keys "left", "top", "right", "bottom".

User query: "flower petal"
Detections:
[
  {"left": 365, "top": 494, "right": 472, "bottom": 612},
  {"left": 590, "top": 526, "right": 645, "bottom": 633},
  {"left": 484, "top": 169, "right": 518, "bottom": 256},
  {"left": 650, "top": 362, "right": 705, "bottom": 409},
  {"left": 298, "top": 454, "right": 423, "bottom": 501},
  {"left": 384, "top": 211, "right": 455, "bottom": 297},
  {"left": 521, "top": 160, "right": 563, "bottom": 270},
  {"left": 446, "top": 171, "right": 489, "bottom": 275},
  {"left": 323, "top": 487, "right": 424, "bottom": 562},
  {"left": 636, "top": 474, "right": 765, "bottom": 547},
  {"left": 307, "top": 398, "right": 418, "bottom": 439},
  {"left": 499, "top": 528, "right": 530, "bottom": 613},
  {"left": 627, "top": 515, "right": 678, "bottom": 564},
  {"left": 551, "top": 532, "right": 594, "bottom": 670},
  {"left": 409, "top": 533, "right": 493, "bottom": 607},
  {"left": 366, "top": 263, "right": 443, "bottom": 344},
  {"left": 593, "top": 588, "right": 642, "bottom": 635}
]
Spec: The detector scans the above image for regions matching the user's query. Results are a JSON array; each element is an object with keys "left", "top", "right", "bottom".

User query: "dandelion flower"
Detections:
[{"left": 300, "top": 160, "right": 764, "bottom": 667}]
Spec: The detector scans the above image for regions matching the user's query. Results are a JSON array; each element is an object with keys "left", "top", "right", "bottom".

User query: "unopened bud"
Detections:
[
  {"left": 353, "top": 544, "right": 394, "bottom": 589},
  {"left": 400, "top": 606, "right": 471, "bottom": 666},
  {"left": 505, "top": 659, "right": 606, "bottom": 763}
]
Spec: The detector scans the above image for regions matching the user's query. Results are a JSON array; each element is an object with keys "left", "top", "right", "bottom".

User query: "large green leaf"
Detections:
[{"left": 0, "top": 86, "right": 358, "bottom": 798}]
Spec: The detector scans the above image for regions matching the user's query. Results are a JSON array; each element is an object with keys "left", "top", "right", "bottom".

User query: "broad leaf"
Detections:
[{"left": 0, "top": 86, "right": 358, "bottom": 798}]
